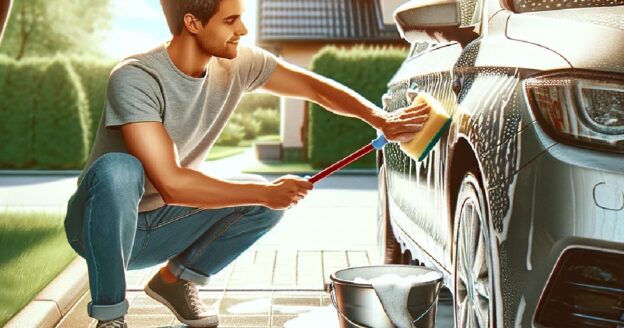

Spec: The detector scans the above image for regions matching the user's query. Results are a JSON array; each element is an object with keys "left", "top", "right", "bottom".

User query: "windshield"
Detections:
[{"left": 513, "top": 0, "right": 624, "bottom": 12}]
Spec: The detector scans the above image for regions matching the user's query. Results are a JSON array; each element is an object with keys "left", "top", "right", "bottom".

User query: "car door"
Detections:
[
  {"left": 384, "top": 41, "right": 463, "bottom": 271},
  {"left": 383, "top": 0, "right": 490, "bottom": 272}
]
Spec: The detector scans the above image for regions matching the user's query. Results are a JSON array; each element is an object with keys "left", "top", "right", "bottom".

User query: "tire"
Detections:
[
  {"left": 453, "top": 172, "right": 496, "bottom": 328},
  {"left": 377, "top": 164, "right": 410, "bottom": 264}
]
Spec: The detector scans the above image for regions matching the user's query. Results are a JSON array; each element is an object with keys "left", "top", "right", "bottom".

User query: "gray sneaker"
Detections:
[
  {"left": 144, "top": 273, "right": 218, "bottom": 328},
  {"left": 96, "top": 317, "right": 127, "bottom": 328}
]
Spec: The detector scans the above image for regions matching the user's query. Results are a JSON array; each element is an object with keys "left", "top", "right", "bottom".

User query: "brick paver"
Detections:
[{"left": 9, "top": 172, "right": 452, "bottom": 327}]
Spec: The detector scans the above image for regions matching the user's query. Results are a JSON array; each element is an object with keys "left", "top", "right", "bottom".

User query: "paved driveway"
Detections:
[{"left": 0, "top": 151, "right": 453, "bottom": 327}]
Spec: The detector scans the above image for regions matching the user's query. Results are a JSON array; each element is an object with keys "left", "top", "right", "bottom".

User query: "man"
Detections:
[{"left": 64, "top": 0, "right": 430, "bottom": 327}]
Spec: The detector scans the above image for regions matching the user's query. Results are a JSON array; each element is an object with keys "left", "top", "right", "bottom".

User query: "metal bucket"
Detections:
[{"left": 330, "top": 265, "right": 443, "bottom": 328}]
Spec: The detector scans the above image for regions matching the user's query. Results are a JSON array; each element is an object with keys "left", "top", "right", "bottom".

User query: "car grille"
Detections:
[{"left": 535, "top": 248, "right": 624, "bottom": 328}]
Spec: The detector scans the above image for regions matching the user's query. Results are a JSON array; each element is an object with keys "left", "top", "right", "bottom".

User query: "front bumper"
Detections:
[{"left": 499, "top": 122, "right": 624, "bottom": 327}]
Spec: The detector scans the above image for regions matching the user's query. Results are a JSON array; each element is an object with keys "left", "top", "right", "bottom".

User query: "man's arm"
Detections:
[
  {"left": 120, "top": 122, "right": 311, "bottom": 210},
  {"left": 0, "top": 0, "right": 12, "bottom": 43},
  {"left": 261, "top": 59, "right": 430, "bottom": 143}
]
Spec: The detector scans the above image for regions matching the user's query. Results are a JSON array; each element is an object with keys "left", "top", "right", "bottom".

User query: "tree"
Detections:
[{"left": 0, "top": 0, "right": 111, "bottom": 60}]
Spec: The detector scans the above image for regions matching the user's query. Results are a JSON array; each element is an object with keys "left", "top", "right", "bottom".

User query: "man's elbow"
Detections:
[
  {"left": 160, "top": 184, "right": 179, "bottom": 205},
  {"left": 152, "top": 170, "right": 186, "bottom": 205}
]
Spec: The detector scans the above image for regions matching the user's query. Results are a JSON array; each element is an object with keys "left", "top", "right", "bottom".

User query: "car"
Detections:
[{"left": 376, "top": 0, "right": 624, "bottom": 326}]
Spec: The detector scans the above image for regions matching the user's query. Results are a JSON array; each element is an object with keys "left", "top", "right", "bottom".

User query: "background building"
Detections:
[{"left": 256, "top": 0, "right": 406, "bottom": 160}]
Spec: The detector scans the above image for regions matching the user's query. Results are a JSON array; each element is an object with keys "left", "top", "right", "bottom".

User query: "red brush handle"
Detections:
[{"left": 307, "top": 143, "right": 375, "bottom": 184}]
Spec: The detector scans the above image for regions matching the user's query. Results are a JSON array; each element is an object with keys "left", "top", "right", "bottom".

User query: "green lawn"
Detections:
[
  {"left": 205, "top": 140, "right": 255, "bottom": 161},
  {"left": 242, "top": 162, "right": 316, "bottom": 174},
  {"left": 255, "top": 134, "right": 280, "bottom": 142},
  {"left": 0, "top": 210, "right": 76, "bottom": 326}
]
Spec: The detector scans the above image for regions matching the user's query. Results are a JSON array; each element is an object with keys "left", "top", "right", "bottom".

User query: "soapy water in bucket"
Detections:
[
  {"left": 352, "top": 272, "right": 442, "bottom": 285},
  {"left": 331, "top": 266, "right": 443, "bottom": 328}
]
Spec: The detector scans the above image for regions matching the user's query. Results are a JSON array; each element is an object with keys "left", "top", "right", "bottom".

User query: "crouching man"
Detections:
[{"left": 64, "top": 0, "right": 430, "bottom": 327}]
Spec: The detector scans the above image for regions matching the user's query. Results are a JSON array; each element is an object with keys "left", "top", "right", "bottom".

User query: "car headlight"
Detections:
[{"left": 525, "top": 72, "right": 624, "bottom": 153}]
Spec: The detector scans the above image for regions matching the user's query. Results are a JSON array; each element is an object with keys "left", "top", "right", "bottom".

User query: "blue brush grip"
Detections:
[{"left": 371, "top": 134, "right": 388, "bottom": 150}]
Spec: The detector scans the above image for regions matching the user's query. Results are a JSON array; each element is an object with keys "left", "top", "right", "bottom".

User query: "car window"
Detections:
[
  {"left": 460, "top": 0, "right": 483, "bottom": 26},
  {"left": 409, "top": 42, "right": 432, "bottom": 58},
  {"left": 513, "top": 0, "right": 624, "bottom": 12}
]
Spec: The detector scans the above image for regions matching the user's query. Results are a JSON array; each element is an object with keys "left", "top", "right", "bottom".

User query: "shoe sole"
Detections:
[{"left": 144, "top": 284, "right": 219, "bottom": 328}]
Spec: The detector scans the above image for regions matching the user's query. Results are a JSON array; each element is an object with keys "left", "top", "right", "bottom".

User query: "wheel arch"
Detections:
[{"left": 448, "top": 137, "right": 482, "bottom": 229}]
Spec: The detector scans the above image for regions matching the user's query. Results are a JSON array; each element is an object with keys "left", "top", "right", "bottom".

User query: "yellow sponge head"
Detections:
[{"left": 399, "top": 92, "right": 451, "bottom": 161}]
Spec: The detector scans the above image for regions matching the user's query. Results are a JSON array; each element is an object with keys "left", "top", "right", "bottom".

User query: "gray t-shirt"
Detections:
[{"left": 81, "top": 44, "right": 278, "bottom": 212}]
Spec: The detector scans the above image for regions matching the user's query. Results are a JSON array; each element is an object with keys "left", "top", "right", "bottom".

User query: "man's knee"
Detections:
[
  {"left": 88, "top": 152, "right": 145, "bottom": 195},
  {"left": 259, "top": 206, "right": 285, "bottom": 228}
]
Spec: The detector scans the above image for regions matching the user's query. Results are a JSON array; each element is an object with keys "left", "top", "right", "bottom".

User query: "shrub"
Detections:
[
  {"left": 236, "top": 92, "right": 280, "bottom": 115},
  {"left": 230, "top": 113, "right": 261, "bottom": 139},
  {"left": 308, "top": 46, "right": 407, "bottom": 169},
  {"left": 0, "top": 58, "right": 48, "bottom": 168},
  {"left": 215, "top": 121, "right": 245, "bottom": 146},
  {"left": 34, "top": 59, "right": 90, "bottom": 169},
  {"left": 69, "top": 57, "right": 115, "bottom": 147},
  {"left": 0, "top": 57, "right": 90, "bottom": 169},
  {"left": 252, "top": 108, "right": 280, "bottom": 136}
]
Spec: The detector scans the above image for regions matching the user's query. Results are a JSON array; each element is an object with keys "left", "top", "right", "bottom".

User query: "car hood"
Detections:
[{"left": 506, "top": 6, "right": 624, "bottom": 73}]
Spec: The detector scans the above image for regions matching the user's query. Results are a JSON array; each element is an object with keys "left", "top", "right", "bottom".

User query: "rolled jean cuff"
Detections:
[
  {"left": 87, "top": 299, "right": 129, "bottom": 321},
  {"left": 168, "top": 259, "right": 210, "bottom": 285}
]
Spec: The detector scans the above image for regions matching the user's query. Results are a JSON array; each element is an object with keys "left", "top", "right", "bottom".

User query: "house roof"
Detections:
[{"left": 257, "top": 0, "right": 403, "bottom": 44}]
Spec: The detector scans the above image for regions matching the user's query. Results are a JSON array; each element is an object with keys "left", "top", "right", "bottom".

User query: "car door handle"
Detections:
[{"left": 452, "top": 77, "right": 462, "bottom": 96}]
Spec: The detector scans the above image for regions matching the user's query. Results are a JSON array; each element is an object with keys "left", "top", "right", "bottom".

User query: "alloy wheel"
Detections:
[{"left": 454, "top": 173, "right": 493, "bottom": 328}]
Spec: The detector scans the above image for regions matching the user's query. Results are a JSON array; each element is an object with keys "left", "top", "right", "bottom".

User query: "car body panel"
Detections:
[
  {"left": 381, "top": 0, "right": 624, "bottom": 325},
  {"left": 505, "top": 6, "right": 624, "bottom": 73}
]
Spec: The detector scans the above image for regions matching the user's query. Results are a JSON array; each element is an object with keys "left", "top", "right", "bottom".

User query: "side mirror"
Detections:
[{"left": 394, "top": 0, "right": 461, "bottom": 43}]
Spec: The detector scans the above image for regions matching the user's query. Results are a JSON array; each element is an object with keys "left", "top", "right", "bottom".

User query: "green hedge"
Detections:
[
  {"left": 252, "top": 108, "right": 280, "bottom": 135},
  {"left": 215, "top": 121, "right": 245, "bottom": 146},
  {"left": 69, "top": 57, "right": 115, "bottom": 147},
  {"left": 236, "top": 92, "right": 279, "bottom": 115},
  {"left": 307, "top": 46, "right": 407, "bottom": 169},
  {"left": 0, "top": 56, "right": 39, "bottom": 168},
  {"left": 34, "top": 60, "right": 90, "bottom": 169},
  {"left": 0, "top": 57, "right": 91, "bottom": 169}
]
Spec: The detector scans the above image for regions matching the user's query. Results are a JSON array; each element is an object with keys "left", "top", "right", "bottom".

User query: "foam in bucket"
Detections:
[
  {"left": 356, "top": 272, "right": 442, "bottom": 328},
  {"left": 331, "top": 266, "right": 443, "bottom": 328}
]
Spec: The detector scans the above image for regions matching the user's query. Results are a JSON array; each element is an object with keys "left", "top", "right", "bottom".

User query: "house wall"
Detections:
[
  {"left": 379, "top": 0, "right": 406, "bottom": 25},
  {"left": 278, "top": 44, "right": 322, "bottom": 154},
  {"left": 276, "top": 43, "right": 375, "bottom": 160}
]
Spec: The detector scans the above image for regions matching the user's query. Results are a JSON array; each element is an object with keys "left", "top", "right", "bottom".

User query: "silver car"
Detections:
[{"left": 377, "top": 0, "right": 624, "bottom": 326}]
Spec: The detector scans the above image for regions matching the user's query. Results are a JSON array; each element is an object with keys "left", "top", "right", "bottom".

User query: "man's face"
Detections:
[{"left": 195, "top": 0, "right": 247, "bottom": 59}]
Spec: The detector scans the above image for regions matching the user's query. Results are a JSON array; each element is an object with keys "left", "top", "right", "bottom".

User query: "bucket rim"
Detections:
[{"left": 329, "top": 264, "right": 443, "bottom": 288}]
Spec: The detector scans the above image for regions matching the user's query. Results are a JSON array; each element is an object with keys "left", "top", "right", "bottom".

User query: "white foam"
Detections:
[
  {"left": 283, "top": 305, "right": 339, "bottom": 328},
  {"left": 352, "top": 272, "right": 442, "bottom": 285},
  {"left": 352, "top": 272, "right": 442, "bottom": 328}
]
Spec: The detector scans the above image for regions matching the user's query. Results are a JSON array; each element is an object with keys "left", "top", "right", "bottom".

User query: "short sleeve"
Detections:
[
  {"left": 237, "top": 45, "right": 278, "bottom": 92},
  {"left": 104, "top": 62, "right": 164, "bottom": 128}
]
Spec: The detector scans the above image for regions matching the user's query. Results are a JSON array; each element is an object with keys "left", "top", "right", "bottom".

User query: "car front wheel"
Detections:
[{"left": 454, "top": 172, "right": 495, "bottom": 328}]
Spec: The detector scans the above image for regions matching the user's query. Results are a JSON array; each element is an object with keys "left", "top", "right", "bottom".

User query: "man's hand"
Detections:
[
  {"left": 262, "top": 175, "right": 313, "bottom": 210},
  {"left": 261, "top": 60, "right": 431, "bottom": 144},
  {"left": 376, "top": 101, "right": 430, "bottom": 143}
]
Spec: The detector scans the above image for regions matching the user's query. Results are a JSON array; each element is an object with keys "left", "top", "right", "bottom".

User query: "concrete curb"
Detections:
[{"left": 5, "top": 257, "right": 88, "bottom": 328}]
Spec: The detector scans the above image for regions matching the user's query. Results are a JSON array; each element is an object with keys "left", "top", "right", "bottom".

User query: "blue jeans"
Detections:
[{"left": 64, "top": 152, "right": 284, "bottom": 321}]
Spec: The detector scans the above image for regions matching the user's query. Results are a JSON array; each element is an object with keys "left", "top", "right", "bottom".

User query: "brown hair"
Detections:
[{"left": 160, "top": 0, "right": 222, "bottom": 35}]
